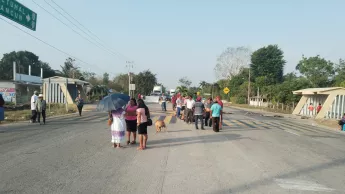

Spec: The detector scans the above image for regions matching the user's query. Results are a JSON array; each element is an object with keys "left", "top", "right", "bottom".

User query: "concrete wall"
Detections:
[{"left": 298, "top": 94, "right": 328, "bottom": 116}]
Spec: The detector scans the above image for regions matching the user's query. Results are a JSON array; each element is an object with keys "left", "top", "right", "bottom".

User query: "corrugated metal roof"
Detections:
[
  {"left": 42, "top": 76, "right": 90, "bottom": 85},
  {"left": 293, "top": 87, "right": 345, "bottom": 95}
]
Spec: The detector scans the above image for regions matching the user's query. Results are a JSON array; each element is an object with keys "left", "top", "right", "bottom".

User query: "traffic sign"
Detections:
[
  {"left": 223, "top": 87, "right": 230, "bottom": 94},
  {"left": 0, "top": 0, "right": 37, "bottom": 31}
]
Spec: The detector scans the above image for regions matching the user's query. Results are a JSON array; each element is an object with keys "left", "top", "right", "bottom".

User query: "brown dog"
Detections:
[{"left": 155, "top": 120, "right": 167, "bottom": 133}]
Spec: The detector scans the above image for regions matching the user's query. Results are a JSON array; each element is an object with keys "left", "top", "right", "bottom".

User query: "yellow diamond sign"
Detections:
[{"left": 223, "top": 87, "right": 230, "bottom": 94}]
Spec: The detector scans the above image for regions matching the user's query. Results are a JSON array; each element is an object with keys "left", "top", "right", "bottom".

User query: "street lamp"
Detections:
[{"left": 126, "top": 61, "right": 134, "bottom": 97}]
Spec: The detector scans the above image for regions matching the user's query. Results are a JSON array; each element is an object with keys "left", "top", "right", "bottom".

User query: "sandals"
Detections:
[
  {"left": 130, "top": 141, "right": 136, "bottom": 145},
  {"left": 126, "top": 141, "right": 130, "bottom": 145}
]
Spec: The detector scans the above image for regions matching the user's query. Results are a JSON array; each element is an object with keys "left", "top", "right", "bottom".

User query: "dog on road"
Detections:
[{"left": 155, "top": 120, "right": 167, "bottom": 133}]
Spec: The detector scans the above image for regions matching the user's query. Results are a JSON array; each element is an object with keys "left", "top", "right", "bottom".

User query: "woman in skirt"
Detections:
[
  {"left": 125, "top": 98, "right": 138, "bottom": 145},
  {"left": 109, "top": 108, "right": 126, "bottom": 148}
]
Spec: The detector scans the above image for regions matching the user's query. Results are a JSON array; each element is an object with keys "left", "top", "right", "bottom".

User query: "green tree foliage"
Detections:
[
  {"left": 0, "top": 51, "right": 56, "bottom": 80},
  {"left": 102, "top": 72, "right": 110, "bottom": 86},
  {"left": 178, "top": 77, "right": 192, "bottom": 88},
  {"left": 176, "top": 86, "right": 188, "bottom": 96},
  {"left": 60, "top": 58, "right": 82, "bottom": 78},
  {"left": 333, "top": 59, "right": 345, "bottom": 87},
  {"left": 134, "top": 70, "right": 157, "bottom": 95},
  {"left": 296, "top": 55, "right": 334, "bottom": 87},
  {"left": 250, "top": 45, "right": 285, "bottom": 84}
]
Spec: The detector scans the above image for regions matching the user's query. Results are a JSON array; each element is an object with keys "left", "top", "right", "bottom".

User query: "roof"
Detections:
[
  {"left": 293, "top": 87, "right": 345, "bottom": 95},
  {"left": 42, "top": 76, "right": 90, "bottom": 85}
]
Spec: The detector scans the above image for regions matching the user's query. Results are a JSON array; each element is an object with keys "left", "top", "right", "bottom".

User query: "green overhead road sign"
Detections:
[{"left": 0, "top": 0, "right": 37, "bottom": 31}]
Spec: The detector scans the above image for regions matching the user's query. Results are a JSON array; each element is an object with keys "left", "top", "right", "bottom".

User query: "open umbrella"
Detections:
[{"left": 96, "top": 93, "right": 130, "bottom": 112}]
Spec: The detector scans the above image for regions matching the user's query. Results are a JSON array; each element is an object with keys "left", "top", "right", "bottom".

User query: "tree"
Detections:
[
  {"left": 296, "top": 55, "right": 334, "bottom": 87},
  {"left": 60, "top": 57, "right": 81, "bottom": 78},
  {"left": 176, "top": 86, "right": 188, "bottom": 96},
  {"left": 0, "top": 51, "right": 57, "bottom": 80},
  {"left": 103, "top": 73, "right": 110, "bottom": 86},
  {"left": 333, "top": 59, "right": 345, "bottom": 86},
  {"left": 113, "top": 73, "right": 130, "bottom": 93},
  {"left": 134, "top": 70, "right": 157, "bottom": 95},
  {"left": 214, "top": 46, "right": 252, "bottom": 79},
  {"left": 178, "top": 77, "right": 192, "bottom": 88},
  {"left": 251, "top": 45, "right": 286, "bottom": 84}
]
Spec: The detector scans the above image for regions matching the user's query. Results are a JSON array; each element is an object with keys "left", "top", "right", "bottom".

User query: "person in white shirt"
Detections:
[
  {"left": 176, "top": 96, "right": 183, "bottom": 119},
  {"left": 185, "top": 95, "right": 195, "bottom": 124},
  {"left": 161, "top": 94, "right": 167, "bottom": 111},
  {"left": 30, "top": 91, "right": 39, "bottom": 123}
]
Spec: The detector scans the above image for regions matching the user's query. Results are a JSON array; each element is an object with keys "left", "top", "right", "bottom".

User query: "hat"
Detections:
[
  {"left": 38, "top": 94, "right": 43, "bottom": 98},
  {"left": 34, "top": 91, "right": 38, "bottom": 95}
]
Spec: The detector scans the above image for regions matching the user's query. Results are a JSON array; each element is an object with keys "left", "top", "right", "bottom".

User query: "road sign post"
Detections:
[{"left": 0, "top": 0, "right": 37, "bottom": 31}]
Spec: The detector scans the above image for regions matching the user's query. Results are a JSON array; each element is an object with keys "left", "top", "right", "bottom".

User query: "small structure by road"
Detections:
[
  {"left": 292, "top": 87, "right": 345, "bottom": 120},
  {"left": 42, "top": 76, "right": 89, "bottom": 104}
]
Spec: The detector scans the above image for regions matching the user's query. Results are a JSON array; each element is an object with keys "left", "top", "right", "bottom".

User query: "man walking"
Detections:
[
  {"left": 176, "top": 96, "right": 182, "bottom": 119},
  {"left": 193, "top": 97, "right": 205, "bottom": 130},
  {"left": 0, "top": 94, "right": 4, "bottom": 123},
  {"left": 35, "top": 94, "right": 46, "bottom": 125},
  {"left": 185, "top": 95, "right": 195, "bottom": 124},
  {"left": 210, "top": 99, "right": 222, "bottom": 132},
  {"left": 161, "top": 94, "right": 167, "bottom": 111},
  {"left": 171, "top": 95, "right": 177, "bottom": 111},
  {"left": 30, "top": 91, "right": 38, "bottom": 123}
]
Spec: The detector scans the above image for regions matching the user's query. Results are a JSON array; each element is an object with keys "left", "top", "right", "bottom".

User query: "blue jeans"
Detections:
[
  {"left": 176, "top": 107, "right": 181, "bottom": 118},
  {"left": 161, "top": 102, "right": 166, "bottom": 111}
]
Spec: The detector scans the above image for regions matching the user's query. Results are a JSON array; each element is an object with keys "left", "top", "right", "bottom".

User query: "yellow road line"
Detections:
[
  {"left": 232, "top": 120, "right": 246, "bottom": 126},
  {"left": 223, "top": 120, "right": 235, "bottom": 127},
  {"left": 164, "top": 116, "right": 172, "bottom": 125}
]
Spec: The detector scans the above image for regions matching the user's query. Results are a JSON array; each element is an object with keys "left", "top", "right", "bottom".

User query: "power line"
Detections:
[
  {"left": 31, "top": 0, "right": 123, "bottom": 59},
  {"left": 0, "top": 17, "right": 120, "bottom": 78},
  {"left": 49, "top": 0, "right": 131, "bottom": 61},
  {"left": 0, "top": 17, "right": 94, "bottom": 68}
]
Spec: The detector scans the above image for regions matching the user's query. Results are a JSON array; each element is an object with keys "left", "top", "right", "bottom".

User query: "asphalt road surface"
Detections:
[{"left": 1, "top": 104, "right": 345, "bottom": 194}]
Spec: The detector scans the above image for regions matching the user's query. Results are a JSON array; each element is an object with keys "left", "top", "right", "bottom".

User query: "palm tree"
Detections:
[{"left": 176, "top": 86, "right": 188, "bottom": 96}]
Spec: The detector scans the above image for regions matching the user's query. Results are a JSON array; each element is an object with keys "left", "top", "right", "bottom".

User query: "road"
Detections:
[{"left": 1, "top": 104, "right": 345, "bottom": 194}]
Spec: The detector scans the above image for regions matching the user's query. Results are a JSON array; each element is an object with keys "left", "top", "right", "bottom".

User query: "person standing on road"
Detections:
[
  {"left": 137, "top": 99, "right": 150, "bottom": 150},
  {"left": 0, "top": 94, "right": 4, "bottom": 123},
  {"left": 125, "top": 98, "right": 138, "bottom": 145},
  {"left": 75, "top": 94, "right": 84, "bottom": 116},
  {"left": 171, "top": 95, "right": 177, "bottom": 111},
  {"left": 35, "top": 94, "right": 46, "bottom": 125},
  {"left": 161, "top": 94, "right": 167, "bottom": 111},
  {"left": 185, "top": 95, "right": 195, "bottom": 124},
  {"left": 210, "top": 99, "right": 222, "bottom": 132},
  {"left": 109, "top": 107, "right": 126, "bottom": 148},
  {"left": 176, "top": 95, "right": 183, "bottom": 119},
  {"left": 204, "top": 97, "right": 213, "bottom": 127},
  {"left": 30, "top": 91, "right": 39, "bottom": 123},
  {"left": 194, "top": 97, "right": 205, "bottom": 130}
]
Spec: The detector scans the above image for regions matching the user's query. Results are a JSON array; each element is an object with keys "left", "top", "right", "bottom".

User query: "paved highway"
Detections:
[{"left": 1, "top": 104, "right": 345, "bottom": 194}]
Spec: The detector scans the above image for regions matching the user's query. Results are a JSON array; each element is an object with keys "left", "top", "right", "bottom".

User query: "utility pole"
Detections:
[
  {"left": 248, "top": 68, "right": 251, "bottom": 104},
  {"left": 126, "top": 61, "right": 134, "bottom": 97}
]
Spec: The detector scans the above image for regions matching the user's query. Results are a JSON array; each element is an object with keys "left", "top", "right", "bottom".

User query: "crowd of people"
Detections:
[{"left": 170, "top": 93, "right": 223, "bottom": 132}]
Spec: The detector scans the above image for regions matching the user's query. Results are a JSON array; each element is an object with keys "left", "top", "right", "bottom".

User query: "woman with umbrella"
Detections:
[
  {"left": 98, "top": 93, "right": 130, "bottom": 148},
  {"left": 136, "top": 99, "right": 150, "bottom": 150}
]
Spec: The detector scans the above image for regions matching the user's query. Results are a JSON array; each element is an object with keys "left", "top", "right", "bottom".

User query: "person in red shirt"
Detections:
[
  {"left": 316, "top": 103, "right": 322, "bottom": 114},
  {"left": 171, "top": 95, "right": 177, "bottom": 111}
]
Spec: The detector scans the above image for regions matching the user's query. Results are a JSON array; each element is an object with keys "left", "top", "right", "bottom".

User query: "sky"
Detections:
[{"left": 1, "top": 0, "right": 344, "bottom": 90}]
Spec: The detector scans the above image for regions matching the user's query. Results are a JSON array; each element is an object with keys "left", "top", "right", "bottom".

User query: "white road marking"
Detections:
[
  {"left": 275, "top": 179, "right": 334, "bottom": 192},
  {"left": 284, "top": 129, "right": 301, "bottom": 136}
]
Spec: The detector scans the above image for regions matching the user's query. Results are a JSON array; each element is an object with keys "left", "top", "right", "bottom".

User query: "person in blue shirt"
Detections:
[{"left": 210, "top": 99, "right": 222, "bottom": 132}]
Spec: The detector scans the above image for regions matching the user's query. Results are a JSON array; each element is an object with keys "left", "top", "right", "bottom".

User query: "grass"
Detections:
[{"left": 1, "top": 104, "right": 77, "bottom": 123}]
